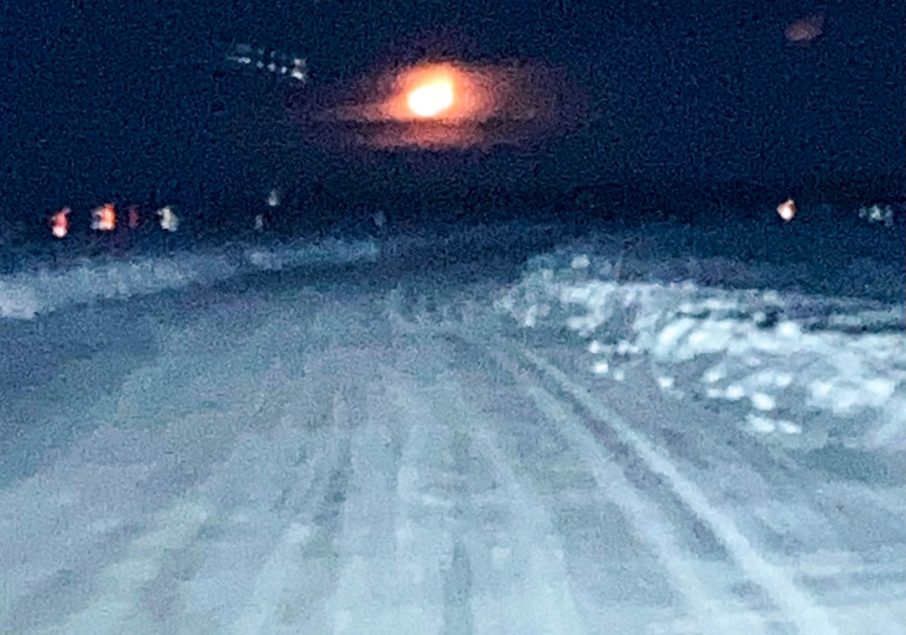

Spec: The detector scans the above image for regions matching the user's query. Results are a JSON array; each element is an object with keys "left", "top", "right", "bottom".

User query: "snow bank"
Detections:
[
  {"left": 241, "top": 237, "right": 379, "bottom": 271},
  {"left": 496, "top": 239, "right": 906, "bottom": 452},
  {"left": 0, "top": 238, "right": 378, "bottom": 320}
]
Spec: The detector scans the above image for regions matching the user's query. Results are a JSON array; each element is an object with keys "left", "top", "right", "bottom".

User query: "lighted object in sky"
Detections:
[
  {"left": 50, "top": 207, "right": 70, "bottom": 239},
  {"left": 407, "top": 78, "right": 454, "bottom": 118},
  {"left": 296, "top": 59, "right": 580, "bottom": 149},
  {"left": 785, "top": 14, "right": 825, "bottom": 44},
  {"left": 777, "top": 198, "right": 796, "bottom": 222},
  {"left": 225, "top": 43, "right": 308, "bottom": 83},
  {"left": 91, "top": 203, "right": 116, "bottom": 231},
  {"left": 376, "top": 63, "right": 491, "bottom": 124},
  {"left": 267, "top": 188, "right": 281, "bottom": 207},
  {"left": 156, "top": 205, "right": 179, "bottom": 232}
]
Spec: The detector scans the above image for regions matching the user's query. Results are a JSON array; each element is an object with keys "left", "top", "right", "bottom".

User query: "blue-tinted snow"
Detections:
[
  {"left": 0, "top": 208, "right": 904, "bottom": 634},
  {"left": 0, "top": 238, "right": 379, "bottom": 319},
  {"left": 496, "top": 217, "right": 905, "bottom": 452}
]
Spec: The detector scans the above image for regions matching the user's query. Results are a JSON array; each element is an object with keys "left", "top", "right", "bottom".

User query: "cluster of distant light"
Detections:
[
  {"left": 776, "top": 198, "right": 900, "bottom": 227},
  {"left": 225, "top": 43, "right": 308, "bottom": 83},
  {"left": 858, "top": 203, "right": 896, "bottom": 228},
  {"left": 47, "top": 187, "right": 283, "bottom": 241},
  {"left": 49, "top": 203, "right": 179, "bottom": 239}
]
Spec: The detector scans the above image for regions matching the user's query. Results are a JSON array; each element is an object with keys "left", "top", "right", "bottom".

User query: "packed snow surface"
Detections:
[{"left": 1, "top": 217, "right": 903, "bottom": 634}]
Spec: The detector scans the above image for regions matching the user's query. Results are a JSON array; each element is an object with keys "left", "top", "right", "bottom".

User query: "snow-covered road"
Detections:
[{"left": 1, "top": 260, "right": 904, "bottom": 634}]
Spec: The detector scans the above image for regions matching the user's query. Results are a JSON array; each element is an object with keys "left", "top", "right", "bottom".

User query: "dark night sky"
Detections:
[{"left": 1, "top": 1, "right": 903, "bottom": 218}]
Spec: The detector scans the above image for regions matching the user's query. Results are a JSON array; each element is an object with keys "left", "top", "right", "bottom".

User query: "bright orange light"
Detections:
[
  {"left": 370, "top": 63, "right": 492, "bottom": 125},
  {"left": 303, "top": 59, "right": 576, "bottom": 149},
  {"left": 91, "top": 203, "right": 116, "bottom": 232},
  {"left": 51, "top": 207, "right": 70, "bottom": 239},
  {"left": 407, "top": 79, "right": 454, "bottom": 118}
]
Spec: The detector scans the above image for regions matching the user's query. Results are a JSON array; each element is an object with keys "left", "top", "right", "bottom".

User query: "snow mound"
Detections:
[
  {"left": 497, "top": 246, "right": 906, "bottom": 452},
  {"left": 0, "top": 238, "right": 378, "bottom": 320}
]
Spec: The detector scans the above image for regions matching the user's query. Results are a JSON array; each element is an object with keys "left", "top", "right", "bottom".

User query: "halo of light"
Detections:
[{"left": 290, "top": 58, "right": 584, "bottom": 149}]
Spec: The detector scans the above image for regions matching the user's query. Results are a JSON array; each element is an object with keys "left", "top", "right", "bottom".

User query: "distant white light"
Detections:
[
  {"left": 157, "top": 205, "right": 179, "bottom": 232},
  {"left": 859, "top": 204, "right": 894, "bottom": 228},
  {"left": 776, "top": 198, "right": 796, "bottom": 222},
  {"left": 267, "top": 188, "right": 281, "bottom": 207}
]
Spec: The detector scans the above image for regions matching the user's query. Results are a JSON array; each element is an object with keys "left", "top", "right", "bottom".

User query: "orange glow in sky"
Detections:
[
  {"left": 407, "top": 78, "right": 455, "bottom": 118},
  {"left": 300, "top": 58, "right": 578, "bottom": 149},
  {"left": 374, "top": 63, "right": 493, "bottom": 124}
]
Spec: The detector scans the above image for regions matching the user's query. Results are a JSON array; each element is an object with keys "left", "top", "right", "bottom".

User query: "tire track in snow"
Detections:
[
  {"left": 398, "top": 315, "right": 772, "bottom": 631},
  {"left": 330, "top": 379, "right": 414, "bottom": 634},
  {"left": 388, "top": 373, "right": 469, "bottom": 635},
  {"left": 436, "top": 376, "right": 588, "bottom": 635},
  {"left": 227, "top": 387, "right": 354, "bottom": 635},
  {"left": 483, "top": 346, "right": 769, "bottom": 634},
  {"left": 49, "top": 500, "right": 211, "bottom": 635},
  {"left": 509, "top": 344, "right": 840, "bottom": 635}
]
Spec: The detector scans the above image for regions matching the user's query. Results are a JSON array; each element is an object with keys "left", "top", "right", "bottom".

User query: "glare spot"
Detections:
[
  {"left": 751, "top": 392, "right": 776, "bottom": 411},
  {"left": 688, "top": 330, "right": 709, "bottom": 346},
  {"left": 592, "top": 359, "right": 610, "bottom": 375},
  {"left": 749, "top": 415, "right": 776, "bottom": 434},
  {"left": 777, "top": 321, "right": 801, "bottom": 338},
  {"left": 778, "top": 420, "right": 802, "bottom": 435},
  {"left": 587, "top": 340, "right": 606, "bottom": 354},
  {"left": 704, "top": 366, "right": 725, "bottom": 384},
  {"left": 407, "top": 80, "right": 454, "bottom": 118}
]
